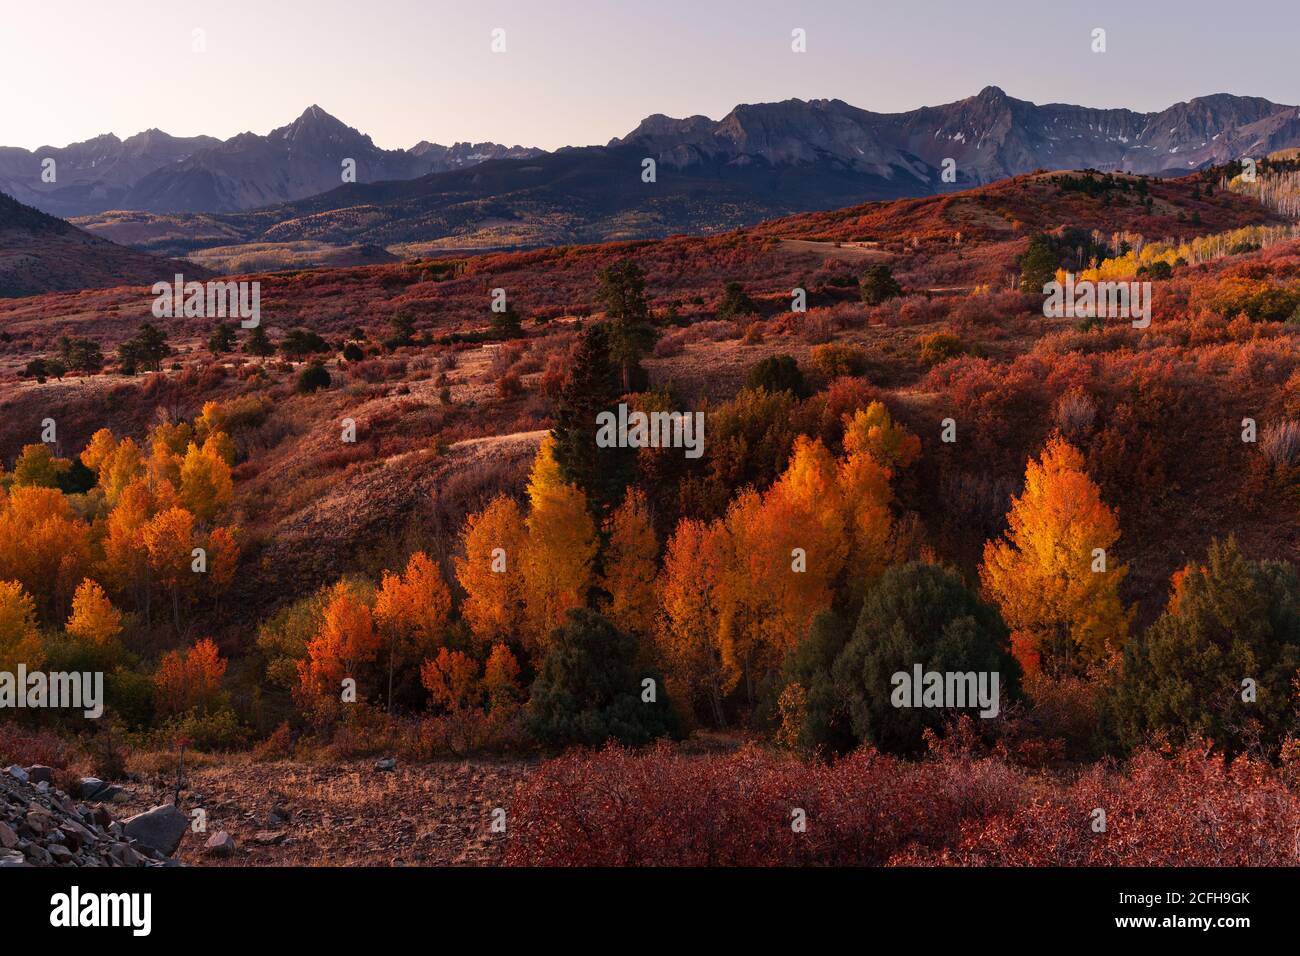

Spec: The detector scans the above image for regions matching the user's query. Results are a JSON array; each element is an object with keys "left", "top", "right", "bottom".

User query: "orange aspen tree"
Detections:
[
  {"left": 419, "top": 647, "right": 480, "bottom": 711},
  {"left": 203, "top": 525, "right": 240, "bottom": 605},
  {"left": 154, "top": 638, "right": 227, "bottom": 715},
  {"left": 455, "top": 495, "right": 527, "bottom": 645},
  {"left": 0, "top": 485, "right": 92, "bottom": 620},
  {"left": 297, "top": 581, "right": 381, "bottom": 699},
  {"left": 101, "top": 477, "right": 155, "bottom": 617},
  {"left": 656, "top": 517, "right": 730, "bottom": 725},
  {"left": 482, "top": 643, "right": 522, "bottom": 707},
  {"left": 142, "top": 506, "right": 196, "bottom": 633},
  {"left": 599, "top": 487, "right": 658, "bottom": 639},
  {"left": 980, "top": 436, "right": 1132, "bottom": 673},
  {"left": 374, "top": 551, "right": 452, "bottom": 709}
]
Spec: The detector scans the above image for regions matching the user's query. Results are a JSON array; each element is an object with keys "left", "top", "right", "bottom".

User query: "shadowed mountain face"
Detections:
[
  {"left": 0, "top": 191, "right": 206, "bottom": 298},
  {"left": 0, "top": 107, "right": 542, "bottom": 218}
]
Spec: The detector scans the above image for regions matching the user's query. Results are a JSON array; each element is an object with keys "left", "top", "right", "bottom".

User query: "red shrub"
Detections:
[
  {"left": 504, "top": 737, "right": 1022, "bottom": 866},
  {"left": 505, "top": 737, "right": 1300, "bottom": 866}
]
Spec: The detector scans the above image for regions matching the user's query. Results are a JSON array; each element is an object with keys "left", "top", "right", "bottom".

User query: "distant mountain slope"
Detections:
[
  {"left": 752, "top": 169, "right": 1284, "bottom": 244},
  {"left": 0, "top": 107, "right": 542, "bottom": 217},
  {"left": 0, "top": 191, "right": 206, "bottom": 298},
  {"left": 0, "top": 129, "right": 220, "bottom": 218}
]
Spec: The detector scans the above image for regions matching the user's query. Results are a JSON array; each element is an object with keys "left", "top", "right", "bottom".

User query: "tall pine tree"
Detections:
[{"left": 551, "top": 323, "right": 634, "bottom": 522}]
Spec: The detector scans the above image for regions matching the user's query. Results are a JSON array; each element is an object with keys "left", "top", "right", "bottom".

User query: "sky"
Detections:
[{"left": 2, "top": 0, "right": 1298, "bottom": 151}]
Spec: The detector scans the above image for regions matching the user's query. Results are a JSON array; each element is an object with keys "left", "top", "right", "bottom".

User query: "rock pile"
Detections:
[{"left": 1, "top": 764, "right": 186, "bottom": 867}]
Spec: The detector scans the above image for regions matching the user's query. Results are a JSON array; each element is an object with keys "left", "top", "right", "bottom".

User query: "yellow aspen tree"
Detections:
[
  {"left": 0, "top": 580, "right": 43, "bottom": 673},
  {"left": 521, "top": 436, "right": 597, "bottom": 654},
  {"left": 66, "top": 579, "right": 123, "bottom": 645},
  {"left": 980, "top": 436, "right": 1132, "bottom": 673},
  {"left": 147, "top": 419, "right": 192, "bottom": 490},
  {"left": 99, "top": 438, "right": 145, "bottom": 506},
  {"left": 11, "top": 444, "right": 65, "bottom": 488},
  {"left": 80, "top": 428, "right": 118, "bottom": 475},
  {"left": 179, "top": 441, "right": 233, "bottom": 522},
  {"left": 455, "top": 495, "right": 527, "bottom": 645},
  {"left": 842, "top": 402, "right": 921, "bottom": 470}
]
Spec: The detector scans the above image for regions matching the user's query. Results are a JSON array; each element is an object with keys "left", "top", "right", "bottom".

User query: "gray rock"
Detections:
[
  {"left": 249, "top": 830, "right": 287, "bottom": 846},
  {"left": 47, "top": 843, "right": 74, "bottom": 863},
  {"left": 59, "top": 819, "right": 95, "bottom": 850},
  {"left": 205, "top": 831, "right": 236, "bottom": 857},
  {"left": 25, "top": 765, "right": 54, "bottom": 785},
  {"left": 0, "top": 849, "right": 27, "bottom": 867},
  {"left": 373, "top": 757, "right": 396, "bottom": 772},
  {"left": 5, "top": 766, "right": 28, "bottom": 784},
  {"left": 122, "top": 804, "right": 189, "bottom": 857},
  {"left": 0, "top": 821, "right": 17, "bottom": 849},
  {"left": 78, "top": 777, "right": 124, "bottom": 802}
]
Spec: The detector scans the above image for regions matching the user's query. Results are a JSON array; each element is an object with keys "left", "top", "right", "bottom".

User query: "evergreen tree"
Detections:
[
  {"left": 860, "top": 264, "right": 903, "bottom": 305},
  {"left": 207, "top": 322, "right": 236, "bottom": 355},
  {"left": 550, "top": 324, "right": 634, "bottom": 520},
  {"left": 120, "top": 322, "right": 169, "bottom": 372},
  {"left": 1018, "top": 233, "right": 1060, "bottom": 294},
  {"left": 1109, "top": 538, "right": 1300, "bottom": 756},
  {"left": 716, "top": 281, "right": 759, "bottom": 321},
  {"left": 490, "top": 305, "right": 526, "bottom": 340},
  {"left": 597, "top": 260, "right": 657, "bottom": 391},
  {"left": 243, "top": 325, "right": 275, "bottom": 357},
  {"left": 528, "top": 608, "right": 679, "bottom": 747},
  {"left": 830, "top": 562, "right": 1019, "bottom": 755}
]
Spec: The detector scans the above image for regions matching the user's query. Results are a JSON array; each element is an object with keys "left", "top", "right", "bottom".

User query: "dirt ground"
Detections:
[{"left": 114, "top": 756, "right": 537, "bottom": 866}]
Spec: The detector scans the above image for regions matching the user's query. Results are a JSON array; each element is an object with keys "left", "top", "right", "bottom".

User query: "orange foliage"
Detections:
[
  {"left": 154, "top": 638, "right": 227, "bottom": 716},
  {"left": 297, "top": 581, "right": 381, "bottom": 698},
  {"left": 420, "top": 647, "right": 480, "bottom": 711},
  {"left": 66, "top": 579, "right": 122, "bottom": 645},
  {"left": 980, "top": 436, "right": 1131, "bottom": 672},
  {"left": 455, "top": 494, "right": 527, "bottom": 645}
]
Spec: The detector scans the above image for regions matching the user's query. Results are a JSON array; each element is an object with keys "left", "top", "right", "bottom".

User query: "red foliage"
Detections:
[{"left": 504, "top": 736, "right": 1299, "bottom": 866}]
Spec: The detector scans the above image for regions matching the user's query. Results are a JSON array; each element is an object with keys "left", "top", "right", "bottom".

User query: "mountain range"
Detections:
[
  {"left": 54, "top": 88, "right": 1300, "bottom": 261},
  {"left": 0, "top": 106, "right": 541, "bottom": 218}
]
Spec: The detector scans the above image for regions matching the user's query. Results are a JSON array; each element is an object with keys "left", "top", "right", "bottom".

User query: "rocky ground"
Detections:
[
  {"left": 110, "top": 755, "right": 536, "bottom": 866},
  {"left": 1, "top": 764, "right": 187, "bottom": 867}
]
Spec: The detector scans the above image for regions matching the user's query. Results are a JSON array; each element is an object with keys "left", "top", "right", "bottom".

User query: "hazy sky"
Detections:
[{"left": 3, "top": 0, "right": 1297, "bottom": 151}]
